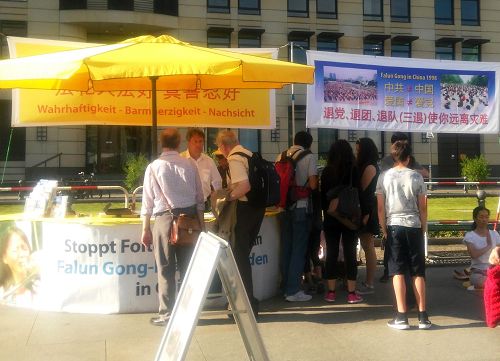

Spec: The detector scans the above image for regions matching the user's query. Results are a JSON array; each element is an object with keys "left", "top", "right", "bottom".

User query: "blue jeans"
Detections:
[{"left": 280, "top": 207, "right": 312, "bottom": 296}]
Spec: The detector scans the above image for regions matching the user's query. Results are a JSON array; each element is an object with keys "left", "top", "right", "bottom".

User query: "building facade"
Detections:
[{"left": 0, "top": 0, "right": 499, "bottom": 182}]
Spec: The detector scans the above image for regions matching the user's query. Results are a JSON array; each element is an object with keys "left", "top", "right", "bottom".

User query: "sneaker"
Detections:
[
  {"left": 324, "top": 290, "right": 336, "bottom": 302},
  {"left": 387, "top": 315, "right": 410, "bottom": 330},
  {"left": 285, "top": 290, "right": 312, "bottom": 302},
  {"left": 150, "top": 313, "right": 170, "bottom": 326},
  {"left": 347, "top": 292, "right": 363, "bottom": 304},
  {"left": 357, "top": 282, "right": 375, "bottom": 295},
  {"left": 418, "top": 311, "right": 432, "bottom": 329}
]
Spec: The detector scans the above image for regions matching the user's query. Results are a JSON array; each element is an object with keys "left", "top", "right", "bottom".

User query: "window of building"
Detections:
[
  {"left": 391, "top": 36, "right": 418, "bottom": 58},
  {"left": 364, "top": 0, "right": 383, "bottom": 21},
  {"left": 36, "top": 127, "right": 48, "bottom": 142},
  {"left": 207, "top": 28, "right": 233, "bottom": 48},
  {"left": 317, "top": 0, "right": 337, "bottom": 19},
  {"left": 462, "top": 44, "right": 480, "bottom": 61},
  {"left": 239, "top": 129, "right": 260, "bottom": 152},
  {"left": 239, "top": 0, "right": 260, "bottom": 15},
  {"left": 391, "top": 42, "right": 411, "bottom": 57},
  {"left": 238, "top": 29, "right": 264, "bottom": 48},
  {"left": 347, "top": 130, "right": 357, "bottom": 142},
  {"left": 461, "top": 0, "right": 479, "bottom": 26},
  {"left": 154, "top": 0, "right": 178, "bottom": 16},
  {"left": 60, "top": 0, "right": 86, "bottom": 9},
  {"left": 391, "top": 0, "right": 410, "bottom": 22},
  {"left": 0, "top": 100, "right": 25, "bottom": 162},
  {"left": 288, "top": 31, "right": 313, "bottom": 64},
  {"left": 317, "top": 32, "right": 342, "bottom": 52},
  {"left": 318, "top": 129, "right": 338, "bottom": 160},
  {"left": 435, "top": 39, "right": 458, "bottom": 60},
  {"left": 435, "top": 0, "right": 454, "bottom": 24},
  {"left": 108, "top": 0, "right": 134, "bottom": 11},
  {"left": 364, "top": 35, "right": 389, "bottom": 56},
  {"left": 208, "top": 0, "right": 230, "bottom": 13},
  {"left": 288, "top": 0, "right": 308, "bottom": 17},
  {"left": 0, "top": 21, "right": 27, "bottom": 59}
]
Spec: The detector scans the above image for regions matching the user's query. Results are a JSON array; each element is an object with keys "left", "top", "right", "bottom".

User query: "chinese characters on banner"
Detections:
[
  {"left": 8, "top": 37, "right": 275, "bottom": 129},
  {"left": 306, "top": 51, "right": 499, "bottom": 134}
]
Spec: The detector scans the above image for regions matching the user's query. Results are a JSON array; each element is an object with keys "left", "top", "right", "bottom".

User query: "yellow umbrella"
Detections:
[{"left": 0, "top": 35, "right": 314, "bottom": 155}]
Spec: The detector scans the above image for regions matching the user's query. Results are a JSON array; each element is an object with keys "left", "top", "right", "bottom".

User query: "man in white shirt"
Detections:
[
  {"left": 141, "top": 128, "right": 205, "bottom": 326},
  {"left": 180, "top": 128, "right": 222, "bottom": 210}
]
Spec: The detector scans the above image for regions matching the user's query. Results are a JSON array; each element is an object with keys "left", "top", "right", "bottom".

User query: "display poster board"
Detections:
[
  {"left": 155, "top": 232, "right": 269, "bottom": 361},
  {"left": 0, "top": 214, "right": 280, "bottom": 313},
  {"left": 7, "top": 37, "right": 276, "bottom": 129},
  {"left": 306, "top": 50, "right": 499, "bottom": 134}
]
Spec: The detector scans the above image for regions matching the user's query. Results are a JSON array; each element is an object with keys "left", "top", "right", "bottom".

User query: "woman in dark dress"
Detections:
[
  {"left": 355, "top": 137, "right": 380, "bottom": 294},
  {"left": 320, "top": 140, "right": 363, "bottom": 304}
]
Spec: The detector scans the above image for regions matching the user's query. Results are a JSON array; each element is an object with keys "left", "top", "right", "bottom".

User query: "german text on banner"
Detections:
[
  {"left": 306, "top": 50, "right": 499, "bottom": 134},
  {"left": 7, "top": 37, "right": 275, "bottom": 129}
]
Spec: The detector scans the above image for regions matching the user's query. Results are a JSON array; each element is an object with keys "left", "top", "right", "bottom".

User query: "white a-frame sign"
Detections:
[{"left": 154, "top": 232, "right": 270, "bottom": 361}]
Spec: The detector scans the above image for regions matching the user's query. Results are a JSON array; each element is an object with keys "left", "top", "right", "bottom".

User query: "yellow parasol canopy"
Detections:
[{"left": 0, "top": 35, "right": 314, "bottom": 91}]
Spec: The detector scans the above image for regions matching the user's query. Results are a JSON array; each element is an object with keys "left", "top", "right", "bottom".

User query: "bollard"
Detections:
[{"left": 476, "top": 189, "right": 486, "bottom": 207}]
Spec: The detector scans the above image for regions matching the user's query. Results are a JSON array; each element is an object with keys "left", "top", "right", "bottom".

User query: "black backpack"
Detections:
[
  {"left": 326, "top": 166, "right": 361, "bottom": 230},
  {"left": 233, "top": 151, "right": 280, "bottom": 208}
]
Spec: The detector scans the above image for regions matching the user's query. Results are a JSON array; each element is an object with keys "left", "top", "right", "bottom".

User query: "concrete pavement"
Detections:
[{"left": 1, "top": 265, "right": 499, "bottom": 361}]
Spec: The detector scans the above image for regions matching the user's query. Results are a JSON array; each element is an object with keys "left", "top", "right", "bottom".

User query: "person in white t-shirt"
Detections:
[{"left": 463, "top": 206, "right": 500, "bottom": 289}]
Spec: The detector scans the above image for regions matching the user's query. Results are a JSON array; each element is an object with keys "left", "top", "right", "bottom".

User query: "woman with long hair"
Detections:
[
  {"left": 463, "top": 206, "right": 500, "bottom": 289},
  {"left": 355, "top": 137, "right": 380, "bottom": 294},
  {"left": 320, "top": 139, "right": 363, "bottom": 304}
]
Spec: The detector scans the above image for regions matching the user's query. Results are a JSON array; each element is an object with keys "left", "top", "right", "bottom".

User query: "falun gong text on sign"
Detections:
[{"left": 306, "top": 50, "right": 499, "bottom": 134}]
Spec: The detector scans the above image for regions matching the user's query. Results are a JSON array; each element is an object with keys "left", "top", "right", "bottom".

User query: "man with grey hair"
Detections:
[
  {"left": 141, "top": 128, "right": 205, "bottom": 326},
  {"left": 216, "top": 129, "right": 265, "bottom": 317}
]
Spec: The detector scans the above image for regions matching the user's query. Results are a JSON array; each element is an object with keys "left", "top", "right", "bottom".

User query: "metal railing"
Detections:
[{"left": 29, "top": 153, "right": 63, "bottom": 169}]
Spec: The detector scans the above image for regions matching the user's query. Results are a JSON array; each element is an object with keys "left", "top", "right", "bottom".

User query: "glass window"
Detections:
[
  {"left": 462, "top": 44, "right": 480, "bottom": 61},
  {"left": 207, "top": 30, "right": 231, "bottom": 48},
  {"left": 60, "top": 0, "right": 86, "bottom": 9},
  {"left": 364, "top": 40, "right": 384, "bottom": 56},
  {"left": 239, "top": 129, "right": 260, "bottom": 152},
  {"left": 288, "top": 34, "right": 310, "bottom": 64},
  {"left": 239, "top": 0, "right": 260, "bottom": 15},
  {"left": 0, "top": 100, "right": 25, "bottom": 162},
  {"left": 461, "top": 0, "right": 479, "bottom": 26},
  {"left": 435, "top": 0, "right": 454, "bottom": 24},
  {"left": 364, "top": 0, "right": 383, "bottom": 21},
  {"left": 0, "top": 21, "right": 27, "bottom": 59},
  {"left": 317, "top": 0, "right": 337, "bottom": 19},
  {"left": 108, "top": 0, "right": 133, "bottom": 10},
  {"left": 347, "top": 130, "right": 357, "bottom": 142},
  {"left": 154, "top": 0, "right": 178, "bottom": 16},
  {"left": 288, "top": 0, "right": 308, "bottom": 17},
  {"left": 208, "top": 0, "right": 230, "bottom": 13},
  {"left": 391, "top": 0, "right": 410, "bottom": 22},
  {"left": 238, "top": 32, "right": 261, "bottom": 48},
  {"left": 317, "top": 37, "right": 338, "bottom": 52},
  {"left": 435, "top": 41, "right": 455, "bottom": 60},
  {"left": 391, "top": 42, "right": 411, "bottom": 57},
  {"left": 318, "top": 129, "right": 338, "bottom": 160}
]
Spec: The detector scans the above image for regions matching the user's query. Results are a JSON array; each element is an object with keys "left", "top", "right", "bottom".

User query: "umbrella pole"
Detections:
[
  {"left": 1, "top": 128, "right": 14, "bottom": 184},
  {"left": 150, "top": 76, "right": 159, "bottom": 159}
]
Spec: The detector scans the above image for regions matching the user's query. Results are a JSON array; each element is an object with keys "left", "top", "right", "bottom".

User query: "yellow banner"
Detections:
[{"left": 9, "top": 37, "right": 275, "bottom": 128}]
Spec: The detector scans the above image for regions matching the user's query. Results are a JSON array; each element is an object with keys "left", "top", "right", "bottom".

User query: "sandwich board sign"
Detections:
[{"left": 154, "top": 232, "right": 269, "bottom": 361}]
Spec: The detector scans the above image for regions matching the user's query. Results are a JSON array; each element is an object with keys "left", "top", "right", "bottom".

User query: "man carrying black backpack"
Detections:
[
  {"left": 279, "top": 131, "right": 318, "bottom": 302},
  {"left": 215, "top": 129, "right": 264, "bottom": 317}
]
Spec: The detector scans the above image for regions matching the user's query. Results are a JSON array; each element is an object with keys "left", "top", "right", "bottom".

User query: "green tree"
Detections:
[
  {"left": 460, "top": 155, "right": 490, "bottom": 184},
  {"left": 123, "top": 154, "right": 149, "bottom": 191}
]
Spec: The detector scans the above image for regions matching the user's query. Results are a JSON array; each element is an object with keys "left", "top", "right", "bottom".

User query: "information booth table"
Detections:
[{"left": 0, "top": 211, "right": 280, "bottom": 313}]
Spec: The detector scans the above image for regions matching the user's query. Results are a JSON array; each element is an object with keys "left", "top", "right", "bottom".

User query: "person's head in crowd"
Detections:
[
  {"left": 356, "top": 137, "right": 379, "bottom": 168},
  {"left": 216, "top": 129, "right": 239, "bottom": 158},
  {"left": 0, "top": 227, "right": 32, "bottom": 289},
  {"left": 471, "top": 206, "right": 490, "bottom": 230},
  {"left": 327, "top": 139, "right": 355, "bottom": 173},
  {"left": 186, "top": 128, "right": 205, "bottom": 159},
  {"left": 390, "top": 140, "right": 412, "bottom": 165},
  {"left": 294, "top": 131, "right": 313, "bottom": 149},
  {"left": 390, "top": 132, "right": 409, "bottom": 145},
  {"left": 160, "top": 128, "right": 181, "bottom": 150}
]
